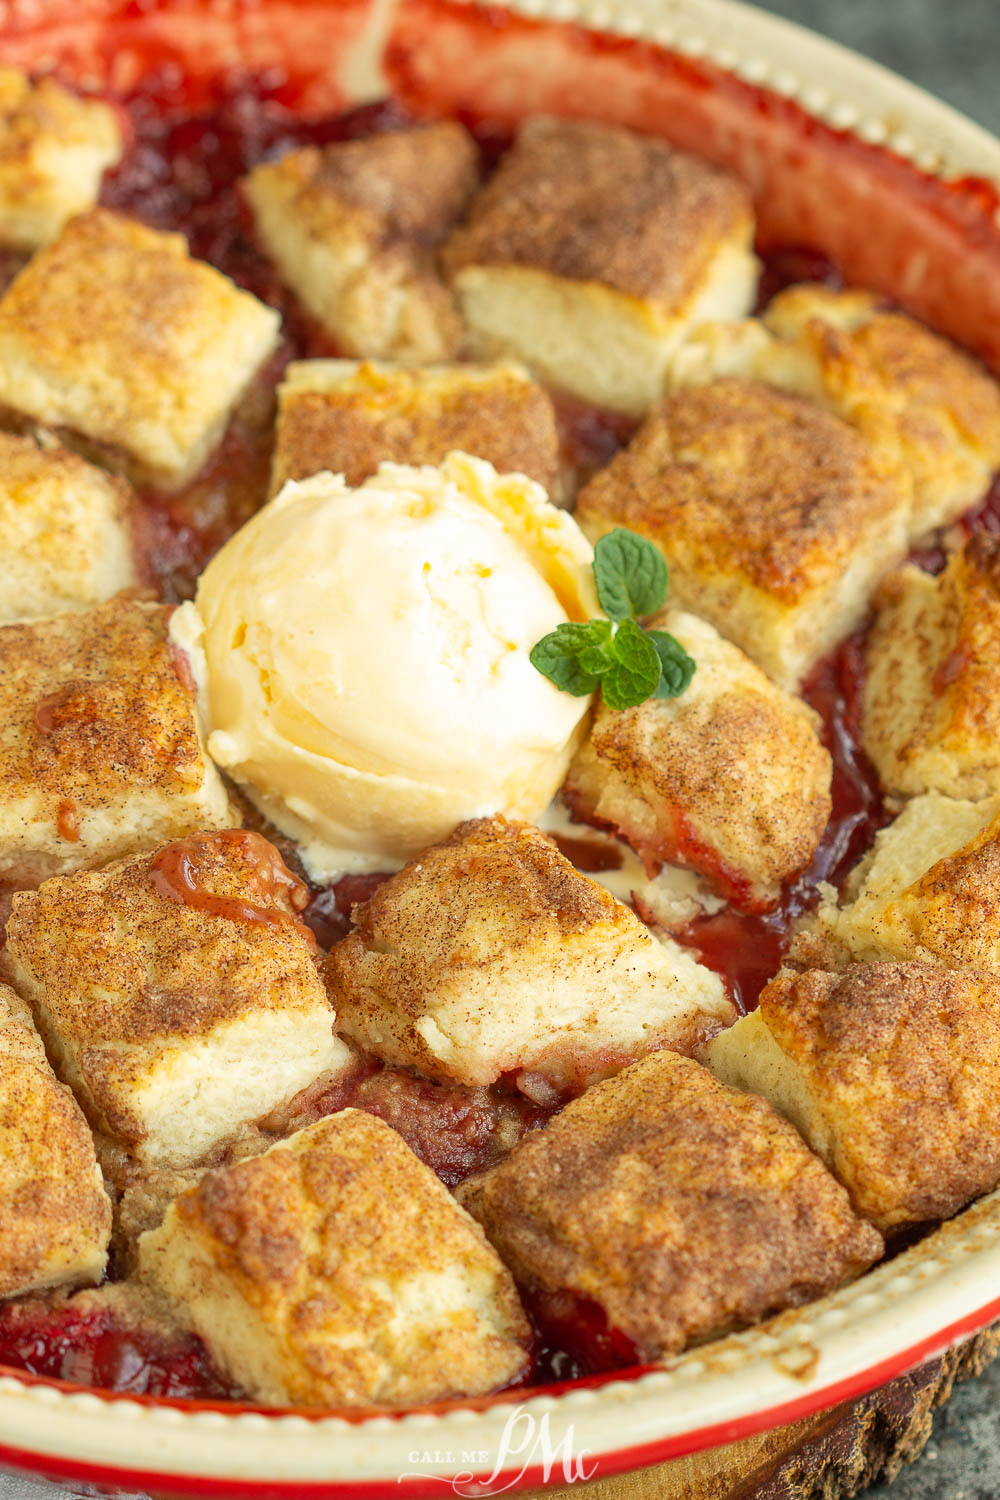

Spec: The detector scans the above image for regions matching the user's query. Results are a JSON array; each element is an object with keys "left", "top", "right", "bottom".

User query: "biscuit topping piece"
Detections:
[
  {"left": 0, "top": 208, "right": 280, "bottom": 490},
  {"left": 138, "top": 1110, "right": 531, "bottom": 1407},
  {"left": 0, "top": 596, "right": 237, "bottom": 886},
  {"left": 863, "top": 534, "right": 1000, "bottom": 798},
  {"left": 0, "top": 68, "right": 122, "bottom": 251},
  {"left": 443, "top": 117, "right": 759, "bottom": 414},
  {"left": 270, "top": 358, "right": 563, "bottom": 500},
  {"left": 243, "top": 121, "right": 479, "bottom": 363},
  {"left": 706, "top": 962, "right": 1000, "bottom": 1233},
  {"left": 3, "top": 832, "right": 350, "bottom": 1168},
  {"left": 0, "top": 431, "right": 140, "bottom": 624},
  {"left": 0, "top": 983, "right": 111, "bottom": 1298},
  {"left": 327, "top": 815, "right": 734, "bottom": 1096},
  {"left": 671, "top": 285, "right": 1000, "bottom": 538},
  {"left": 458, "top": 1050, "right": 882, "bottom": 1362},
  {"left": 575, "top": 378, "right": 910, "bottom": 690},
  {"left": 816, "top": 790, "right": 1000, "bottom": 969},
  {"left": 765, "top": 286, "right": 1000, "bottom": 536},
  {"left": 564, "top": 607, "right": 832, "bottom": 909}
]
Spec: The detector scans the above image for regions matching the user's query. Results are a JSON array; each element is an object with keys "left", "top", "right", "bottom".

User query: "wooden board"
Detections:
[{"left": 529, "top": 1325, "right": 1000, "bottom": 1500}]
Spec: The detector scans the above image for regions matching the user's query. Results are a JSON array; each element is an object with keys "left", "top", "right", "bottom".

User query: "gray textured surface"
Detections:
[
  {"left": 4, "top": 3, "right": 1000, "bottom": 1498},
  {"left": 756, "top": 0, "right": 1000, "bottom": 135},
  {"left": 860, "top": 1355, "right": 1000, "bottom": 1500}
]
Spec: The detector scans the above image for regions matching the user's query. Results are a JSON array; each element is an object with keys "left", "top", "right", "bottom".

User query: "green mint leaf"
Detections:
[
  {"left": 601, "top": 618, "right": 663, "bottom": 710},
  {"left": 530, "top": 620, "right": 612, "bottom": 696},
  {"left": 593, "top": 528, "right": 669, "bottom": 622},
  {"left": 648, "top": 630, "right": 697, "bottom": 699},
  {"left": 576, "top": 620, "right": 616, "bottom": 676}
]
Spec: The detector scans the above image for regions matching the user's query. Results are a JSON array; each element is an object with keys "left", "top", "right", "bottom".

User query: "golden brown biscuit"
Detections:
[
  {"left": 0, "top": 982, "right": 111, "bottom": 1297},
  {"left": 270, "top": 358, "right": 563, "bottom": 499},
  {"left": 138, "top": 1110, "right": 531, "bottom": 1406},
  {"left": 574, "top": 378, "right": 910, "bottom": 689},
  {"left": 564, "top": 607, "right": 832, "bottom": 909},
  {"left": 114, "top": 1165, "right": 208, "bottom": 1275},
  {"left": 671, "top": 285, "right": 1000, "bottom": 537},
  {"left": 326, "top": 815, "right": 733, "bottom": 1096},
  {"left": 0, "top": 208, "right": 280, "bottom": 490},
  {"left": 458, "top": 1050, "right": 882, "bottom": 1361},
  {"left": 816, "top": 791, "right": 1000, "bottom": 968},
  {"left": 443, "top": 117, "right": 758, "bottom": 414},
  {"left": 3, "top": 830, "right": 350, "bottom": 1168},
  {"left": 244, "top": 122, "right": 478, "bottom": 362},
  {"left": 0, "top": 431, "right": 140, "bottom": 624},
  {"left": 0, "top": 596, "right": 237, "bottom": 886},
  {"left": 766, "top": 286, "right": 1000, "bottom": 535},
  {"left": 0, "top": 68, "right": 122, "bottom": 250},
  {"left": 863, "top": 534, "right": 1000, "bottom": 798},
  {"left": 706, "top": 962, "right": 1000, "bottom": 1233}
]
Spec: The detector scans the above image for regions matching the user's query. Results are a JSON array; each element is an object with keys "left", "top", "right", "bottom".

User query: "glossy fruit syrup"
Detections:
[
  {"left": 0, "top": 1298, "right": 238, "bottom": 1399},
  {"left": 0, "top": 72, "right": 987, "bottom": 1408}
]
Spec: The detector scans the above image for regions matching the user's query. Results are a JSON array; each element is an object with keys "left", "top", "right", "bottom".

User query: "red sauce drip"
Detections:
[
  {"left": 55, "top": 799, "right": 80, "bottom": 844},
  {"left": 169, "top": 639, "right": 197, "bottom": 696},
  {"left": 933, "top": 643, "right": 972, "bottom": 694},
  {"left": 150, "top": 830, "right": 315, "bottom": 945},
  {"left": 906, "top": 469, "right": 1000, "bottom": 579},
  {"left": 0, "top": 1302, "right": 237, "bottom": 1400},
  {"left": 667, "top": 808, "right": 762, "bottom": 914},
  {"left": 33, "top": 683, "right": 83, "bottom": 734}
]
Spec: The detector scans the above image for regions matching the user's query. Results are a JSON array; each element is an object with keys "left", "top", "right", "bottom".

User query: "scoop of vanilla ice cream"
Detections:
[{"left": 174, "top": 451, "right": 597, "bottom": 875}]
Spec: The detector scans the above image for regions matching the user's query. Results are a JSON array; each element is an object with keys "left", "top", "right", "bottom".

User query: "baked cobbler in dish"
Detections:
[{"left": 2, "top": 68, "right": 1000, "bottom": 1413}]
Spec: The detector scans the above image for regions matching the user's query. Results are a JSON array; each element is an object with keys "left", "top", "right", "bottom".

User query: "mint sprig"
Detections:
[
  {"left": 648, "top": 629, "right": 697, "bottom": 699},
  {"left": 593, "top": 527, "right": 668, "bottom": 622},
  {"left": 530, "top": 528, "right": 696, "bottom": 711}
]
